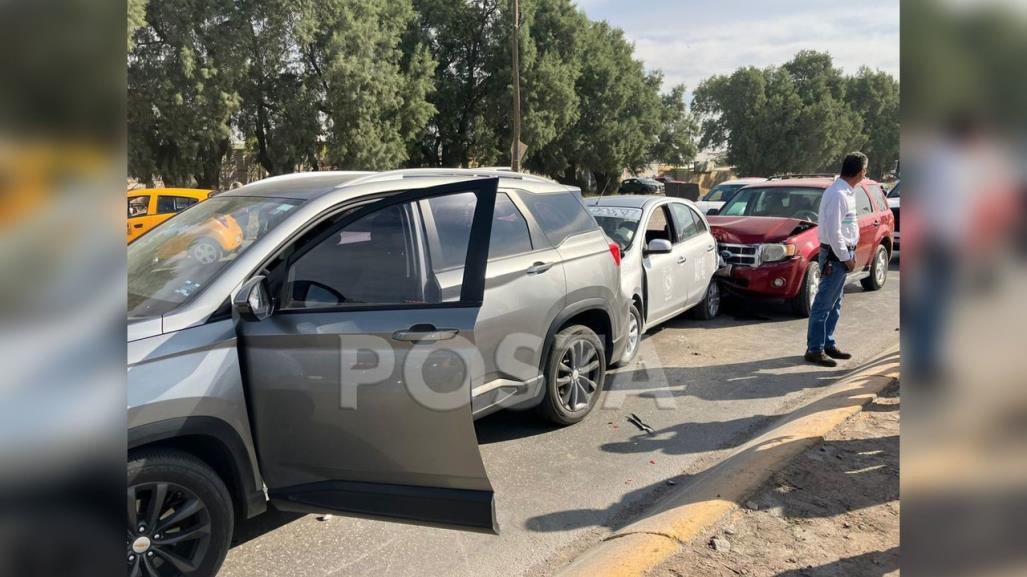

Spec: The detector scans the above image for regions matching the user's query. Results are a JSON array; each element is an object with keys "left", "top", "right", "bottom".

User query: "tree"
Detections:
[
  {"left": 846, "top": 67, "right": 900, "bottom": 178},
  {"left": 528, "top": 19, "right": 666, "bottom": 192},
  {"left": 693, "top": 51, "right": 871, "bottom": 177},
  {"left": 297, "top": 0, "right": 436, "bottom": 170},
  {"left": 650, "top": 82, "right": 699, "bottom": 166},
  {"left": 404, "top": 0, "right": 505, "bottom": 167},
  {"left": 128, "top": 0, "right": 246, "bottom": 187}
]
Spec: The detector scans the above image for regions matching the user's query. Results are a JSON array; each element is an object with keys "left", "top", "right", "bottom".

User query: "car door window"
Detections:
[
  {"left": 425, "top": 192, "right": 531, "bottom": 268},
  {"left": 519, "top": 191, "right": 595, "bottom": 246},
  {"left": 156, "top": 195, "right": 200, "bottom": 214},
  {"left": 856, "top": 187, "right": 874, "bottom": 215},
  {"left": 283, "top": 201, "right": 433, "bottom": 309},
  {"left": 669, "top": 203, "right": 700, "bottom": 242},
  {"left": 645, "top": 206, "right": 673, "bottom": 244},
  {"left": 128, "top": 195, "right": 150, "bottom": 217},
  {"left": 870, "top": 185, "right": 889, "bottom": 212}
]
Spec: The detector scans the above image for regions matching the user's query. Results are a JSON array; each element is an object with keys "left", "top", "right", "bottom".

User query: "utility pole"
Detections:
[{"left": 510, "top": 0, "right": 522, "bottom": 172}]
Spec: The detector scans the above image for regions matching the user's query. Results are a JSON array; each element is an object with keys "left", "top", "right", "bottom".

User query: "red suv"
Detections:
[{"left": 707, "top": 176, "right": 894, "bottom": 316}]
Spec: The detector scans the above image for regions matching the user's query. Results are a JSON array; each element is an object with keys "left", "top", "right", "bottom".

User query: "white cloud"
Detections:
[{"left": 586, "top": 1, "right": 900, "bottom": 94}]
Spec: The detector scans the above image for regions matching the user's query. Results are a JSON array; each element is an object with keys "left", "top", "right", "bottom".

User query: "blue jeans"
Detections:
[{"left": 806, "top": 249, "right": 848, "bottom": 353}]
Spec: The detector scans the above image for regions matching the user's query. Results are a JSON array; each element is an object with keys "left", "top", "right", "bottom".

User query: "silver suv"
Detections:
[{"left": 127, "top": 169, "right": 626, "bottom": 576}]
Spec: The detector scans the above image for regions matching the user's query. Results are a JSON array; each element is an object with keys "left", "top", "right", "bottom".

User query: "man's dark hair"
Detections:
[{"left": 840, "top": 152, "right": 869, "bottom": 178}]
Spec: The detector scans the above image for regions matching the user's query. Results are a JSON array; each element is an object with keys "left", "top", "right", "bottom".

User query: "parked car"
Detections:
[
  {"left": 127, "top": 169, "right": 627, "bottom": 576},
  {"left": 587, "top": 195, "right": 721, "bottom": 365},
  {"left": 695, "top": 177, "right": 766, "bottom": 215},
  {"left": 886, "top": 181, "right": 900, "bottom": 253},
  {"left": 619, "top": 177, "right": 665, "bottom": 195},
  {"left": 707, "top": 176, "right": 894, "bottom": 317},
  {"left": 128, "top": 188, "right": 213, "bottom": 243}
]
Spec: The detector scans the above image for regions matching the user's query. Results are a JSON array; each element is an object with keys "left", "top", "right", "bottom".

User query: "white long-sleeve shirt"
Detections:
[{"left": 817, "top": 178, "right": 859, "bottom": 262}]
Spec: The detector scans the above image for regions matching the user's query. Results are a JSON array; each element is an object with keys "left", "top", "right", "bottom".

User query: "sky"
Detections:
[{"left": 574, "top": 0, "right": 900, "bottom": 94}]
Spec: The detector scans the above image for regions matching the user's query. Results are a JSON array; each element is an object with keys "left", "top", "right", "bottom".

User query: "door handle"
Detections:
[
  {"left": 873, "top": 220, "right": 881, "bottom": 227},
  {"left": 392, "top": 324, "right": 459, "bottom": 342},
  {"left": 526, "top": 261, "right": 553, "bottom": 275},
  {"left": 706, "top": 244, "right": 715, "bottom": 252},
  {"left": 677, "top": 256, "right": 688, "bottom": 264},
  {"left": 133, "top": 223, "right": 144, "bottom": 228}
]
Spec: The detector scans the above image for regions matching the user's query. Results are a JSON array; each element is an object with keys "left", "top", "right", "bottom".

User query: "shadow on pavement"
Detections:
[
  {"left": 474, "top": 409, "right": 562, "bottom": 444},
  {"left": 525, "top": 352, "right": 899, "bottom": 534},
  {"left": 770, "top": 547, "right": 899, "bottom": 577},
  {"left": 230, "top": 505, "right": 304, "bottom": 548}
]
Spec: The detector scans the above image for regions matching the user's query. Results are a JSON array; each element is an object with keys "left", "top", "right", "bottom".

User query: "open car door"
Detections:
[{"left": 236, "top": 178, "right": 498, "bottom": 533}]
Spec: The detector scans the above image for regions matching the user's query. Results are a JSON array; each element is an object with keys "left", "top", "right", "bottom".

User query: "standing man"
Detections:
[{"left": 805, "top": 152, "right": 868, "bottom": 367}]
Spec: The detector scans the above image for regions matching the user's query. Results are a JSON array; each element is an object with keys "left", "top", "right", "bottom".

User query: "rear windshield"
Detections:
[
  {"left": 719, "top": 186, "right": 823, "bottom": 222},
  {"left": 520, "top": 191, "right": 596, "bottom": 245},
  {"left": 587, "top": 206, "right": 643, "bottom": 250}
]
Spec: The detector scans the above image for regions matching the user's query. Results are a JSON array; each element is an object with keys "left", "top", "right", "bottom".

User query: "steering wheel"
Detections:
[{"left": 793, "top": 210, "right": 818, "bottom": 222}]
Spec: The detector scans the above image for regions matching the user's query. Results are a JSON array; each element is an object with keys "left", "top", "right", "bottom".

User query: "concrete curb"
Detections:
[{"left": 554, "top": 346, "right": 901, "bottom": 577}]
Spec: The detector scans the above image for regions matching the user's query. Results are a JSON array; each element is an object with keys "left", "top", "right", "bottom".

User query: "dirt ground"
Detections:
[{"left": 647, "top": 382, "right": 900, "bottom": 577}]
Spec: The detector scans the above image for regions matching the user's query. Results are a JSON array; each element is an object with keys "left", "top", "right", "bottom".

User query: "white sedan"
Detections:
[
  {"left": 587, "top": 195, "right": 723, "bottom": 365},
  {"left": 696, "top": 177, "right": 767, "bottom": 215}
]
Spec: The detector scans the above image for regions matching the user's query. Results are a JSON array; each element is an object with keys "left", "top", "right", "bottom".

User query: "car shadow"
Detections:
[
  {"left": 474, "top": 409, "right": 563, "bottom": 444},
  {"left": 230, "top": 505, "right": 305, "bottom": 548},
  {"left": 771, "top": 548, "right": 899, "bottom": 577}
]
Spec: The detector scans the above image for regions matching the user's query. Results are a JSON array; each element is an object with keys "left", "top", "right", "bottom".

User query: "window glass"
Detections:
[
  {"left": 644, "top": 206, "right": 674, "bottom": 244},
  {"left": 703, "top": 183, "right": 742, "bottom": 203},
  {"left": 720, "top": 187, "right": 823, "bottom": 221},
  {"left": 284, "top": 201, "right": 431, "bottom": 309},
  {"left": 588, "top": 205, "right": 643, "bottom": 250},
  {"left": 519, "top": 191, "right": 595, "bottom": 245},
  {"left": 157, "top": 195, "right": 200, "bottom": 214},
  {"left": 128, "top": 196, "right": 300, "bottom": 318},
  {"left": 425, "top": 193, "right": 531, "bottom": 269},
  {"left": 128, "top": 195, "right": 149, "bottom": 217},
  {"left": 870, "top": 184, "right": 890, "bottom": 210},
  {"left": 689, "top": 206, "right": 708, "bottom": 232},
  {"left": 856, "top": 187, "right": 874, "bottom": 215},
  {"left": 669, "top": 203, "right": 701, "bottom": 241}
]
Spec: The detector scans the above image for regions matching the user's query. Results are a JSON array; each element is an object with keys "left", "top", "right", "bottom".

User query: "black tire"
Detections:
[
  {"left": 612, "top": 303, "right": 643, "bottom": 368},
  {"left": 790, "top": 260, "right": 820, "bottom": 318},
  {"left": 127, "top": 449, "right": 234, "bottom": 577},
  {"left": 861, "top": 244, "right": 889, "bottom": 291},
  {"left": 692, "top": 280, "right": 721, "bottom": 320},
  {"left": 188, "top": 237, "right": 224, "bottom": 264},
  {"left": 536, "top": 325, "right": 607, "bottom": 426}
]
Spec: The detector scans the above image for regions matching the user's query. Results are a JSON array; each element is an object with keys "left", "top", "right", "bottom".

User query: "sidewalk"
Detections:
[{"left": 648, "top": 381, "right": 899, "bottom": 577}]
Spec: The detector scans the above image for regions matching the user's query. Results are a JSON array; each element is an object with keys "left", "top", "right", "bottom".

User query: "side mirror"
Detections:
[
  {"left": 646, "top": 238, "right": 673, "bottom": 254},
  {"left": 234, "top": 276, "right": 273, "bottom": 322},
  {"left": 706, "top": 208, "right": 720, "bottom": 216}
]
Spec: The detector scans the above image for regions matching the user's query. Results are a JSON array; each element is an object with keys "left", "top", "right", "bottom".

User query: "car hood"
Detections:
[
  {"left": 128, "top": 316, "right": 163, "bottom": 341},
  {"left": 708, "top": 216, "right": 817, "bottom": 244}
]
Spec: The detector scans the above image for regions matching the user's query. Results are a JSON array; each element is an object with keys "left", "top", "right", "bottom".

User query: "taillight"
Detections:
[{"left": 608, "top": 242, "right": 621, "bottom": 266}]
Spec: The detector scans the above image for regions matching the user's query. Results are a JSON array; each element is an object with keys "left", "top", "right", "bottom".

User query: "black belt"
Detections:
[{"left": 820, "top": 244, "right": 855, "bottom": 261}]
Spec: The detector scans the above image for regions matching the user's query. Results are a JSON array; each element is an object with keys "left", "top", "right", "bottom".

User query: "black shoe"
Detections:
[
  {"left": 804, "top": 350, "right": 838, "bottom": 367},
  {"left": 825, "top": 346, "right": 852, "bottom": 360}
]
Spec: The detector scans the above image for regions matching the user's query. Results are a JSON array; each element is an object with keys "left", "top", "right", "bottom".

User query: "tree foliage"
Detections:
[
  {"left": 693, "top": 51, "right": 896, "bottom": 178},
  {"left": 127, "top": 0, "right": 700, "bottom": 188}
]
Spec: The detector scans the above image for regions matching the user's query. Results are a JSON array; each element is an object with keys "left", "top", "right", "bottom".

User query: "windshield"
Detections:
[
  {"left": 719, "top": 186, "right": 823, "bottom": 222},
  {"left": 703, "top": 183, "right": 745, "bottom": 203},
  {"left": 588, "top": 205, "right": 644, "bottom": 250},
  {"left": 128, "top": 196, "right": 302, "bottom": 318}
]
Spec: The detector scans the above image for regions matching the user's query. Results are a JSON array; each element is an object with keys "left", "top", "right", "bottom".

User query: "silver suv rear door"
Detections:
[{"left": 236, "top": 178, "right": 499, "bottom": 533}]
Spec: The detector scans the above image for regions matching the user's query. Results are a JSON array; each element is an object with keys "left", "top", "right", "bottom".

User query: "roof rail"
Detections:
[
  {"left": 767, "top": 173, "right": 836, "bottom": 181},
  {"left": 258, "top": 170, "right": 373, "bottom": 184},
  {"left": 346, "top": 167, "right": 555, "bottom": 187}
]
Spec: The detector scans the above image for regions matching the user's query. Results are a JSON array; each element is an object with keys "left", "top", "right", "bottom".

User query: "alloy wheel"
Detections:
[
  {"left": 556, "top": 339, "right": 601, "bottom": 412},
  {"left": 706, "top": 282, "right": 720, "bottom": 317},
  {"left": 127, "top": 482, "right": 213, "bottom": 576},
  {"left": 622, "top": 313, "right": 640, "bottom": 361},
  {"left": 808, "top": 266, "right": 820, "bottom": 304},
  {"left": 875, "top": 249, "right": 887, "bottom": 285}
]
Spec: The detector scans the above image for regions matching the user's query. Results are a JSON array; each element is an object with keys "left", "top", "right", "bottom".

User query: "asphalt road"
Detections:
[{"left": 219, "top": 263, "right": 900, "bottom": 577}]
